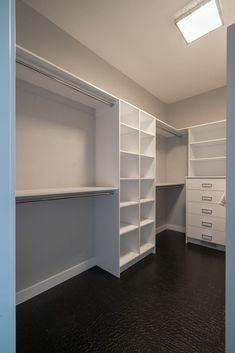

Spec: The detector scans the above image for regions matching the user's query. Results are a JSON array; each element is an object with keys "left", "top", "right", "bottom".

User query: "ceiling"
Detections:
[{"left": 22, "top": 0, "right": 235, "bottom": 104}]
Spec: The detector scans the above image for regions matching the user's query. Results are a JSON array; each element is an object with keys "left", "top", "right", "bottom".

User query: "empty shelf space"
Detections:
[
  {"left": 120, "top": 201, "right": 139, "bottom": 208},
  {"left": 140, "top": 243, "right": 155, "bottom": 254},
  {"left": 140, "top": 129, "right": 155, "bottom": 137},
  {"left": 120, "top": 101, "right": 139, "bottom": 129},
  {"left": 140, "top": 219, "right": 154, "bottom": 227},
  {"left": 120, "top": 251, "right": 139, "bottom": 267},
  {"left": 140, "top": 198, "right": 154, "bottom": 204},
  {"left": 16, "top": 186, "right": 118, "bottom": 202},
  {"left": 120, "top": 223, "right": 139, "bottom": 235},
  {"left": 141, "top": 177, "right": 155, "bottom": 180}
]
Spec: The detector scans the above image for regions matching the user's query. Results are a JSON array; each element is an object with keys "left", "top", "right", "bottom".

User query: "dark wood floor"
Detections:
[{"left": 17, "top": 231, "right": 225, "bottom": 353}]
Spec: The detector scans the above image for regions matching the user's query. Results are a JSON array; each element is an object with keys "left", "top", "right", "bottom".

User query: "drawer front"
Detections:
[
  {"left": 187, "top": 190, "right": 224, "bottom": 204},
  {"left": 187, "top": 213, "right": 225, "bottom": 232},
  {"left": 187, "top": 225, "right": 225, "bottom": 245},
  {"left": 187, "top": 178, "right": 225, "bottom": 191},
  {"left": 187, "top": 202, "right": 225, "bottom": 218}
]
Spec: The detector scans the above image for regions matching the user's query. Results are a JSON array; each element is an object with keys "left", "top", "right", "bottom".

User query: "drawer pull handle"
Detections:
[
  {"left": 202, "top": 183, "right": 212, "bottom": 188},
  {"left": 202, "top": 196, "right": 212, "bottom": 201},
  {"left": 202, "top": 208, "right": 212, "bottom": 215},
  {"left": 202, "top": 221, "right": 212, "bottom": 228},
  {"left": 202, "top": 234, "right": 212, "bottom": 241}
]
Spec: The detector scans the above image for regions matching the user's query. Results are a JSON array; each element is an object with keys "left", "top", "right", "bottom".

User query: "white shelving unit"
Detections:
[
  {"left": 186, "top": 120, "right": 226, "bottom": 250},
  {"left": 119, "top": 102, "right": 156, "bottom": 272},
  {"left": 188, "top": 120, "right": 226, "bottom": 177}
]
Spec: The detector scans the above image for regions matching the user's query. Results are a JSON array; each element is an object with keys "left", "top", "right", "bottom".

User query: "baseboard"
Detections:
[
  {"left": 166, "top": 224, "right": 186, "bottom": 233},
  {"left": 156, "top": 224, "right": 185, "bottom": 234},
  {"left": 16, "top": 257, "right": 96, "bottom": 305},
  {"left": 156, "top": 224, "right": 168, "bottom": 234}
]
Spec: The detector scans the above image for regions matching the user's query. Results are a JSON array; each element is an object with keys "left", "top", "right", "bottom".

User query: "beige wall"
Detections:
[
  {"left": 16, "top": 1, "right": 167, "bottom": 121},
  {"left": 167, "top": 86, "right": 227, "bottom": 129}
]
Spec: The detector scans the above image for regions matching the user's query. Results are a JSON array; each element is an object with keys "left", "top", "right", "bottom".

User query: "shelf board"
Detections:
[
  {"left": 140, "top": 130, "right": 155, "bottom": 138},
  {"left": 141, "top": 177, "right": 155, "bottom": 181},
  {"left": 120, "top": 177, "right": 139, "bottom": 181},
  {"left": 140, "top": 219, "right": 154, "bottom": 227},
  {"left": 140, "top": 153, "right": 155, "bottom": 159},
  {"left": 16, "top": 186, "right": 118, "bottom": 202},
  {"left": 120, "top": 122, "right": 139, "bottom": 132},
  {"left": 120, "top": 123, "right": 139, "bottom": 135},
  {"left": 120, "top": 201, "right": 139, "bottom": 208},
  {"left": 120, "top": 150, "right": 139, "bottom": 157},
  {"left": 156, "top": 182, "right": 185, "bottom": 188},
  {"left": 120, "top": 251, "right": 139, "bottom": 267},
  {"left": 140, "top": 198, "right": 154, "bottom": 204},
  {"left": 190, "top": 157, "right": 226, "bottom": 161},
  {"left": 190, "top": 138, "right": 226, "bottom": 146},
  {"left": 140, "top": 243, "right": 155, "bottom": 254},
  {"left": 186, "top": 176, "right": 226, "bottom": 179},
  {"left": 120, "top": 223, "right": 139, "bottom": 235}
]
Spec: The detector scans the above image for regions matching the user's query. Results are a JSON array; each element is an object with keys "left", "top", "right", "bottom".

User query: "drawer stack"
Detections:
[{"left": 186, "top": 178, "right": 226, "bottom": 246}]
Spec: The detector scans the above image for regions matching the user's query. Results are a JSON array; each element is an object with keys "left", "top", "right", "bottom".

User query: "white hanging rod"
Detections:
[
  {"left": 16, "top": 191, "right": 115, "bottom": 204},
  {"left": 157, "top": 126, "right": 182, "bottom": 138},
  {"left": 16, "top": 59, "right": 115, "bottom": 107}
]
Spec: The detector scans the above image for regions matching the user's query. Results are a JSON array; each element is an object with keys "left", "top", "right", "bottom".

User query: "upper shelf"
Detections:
[
  {"left": 16, "top": 186, "right": 118, "bottom": 203},
  {"left": 16, "top": 46, "right": 118, "bottom": 110}
]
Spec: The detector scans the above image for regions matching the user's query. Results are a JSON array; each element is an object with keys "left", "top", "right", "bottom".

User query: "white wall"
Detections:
[
  {"left": 167, "top": 86, "right": 226, "bottom": 129},
  {"left": 226, "top": 23, "right": 235, "bottom": 353},
  {"left": 16, "top": 0, "right": 167, "bottom": 122}
]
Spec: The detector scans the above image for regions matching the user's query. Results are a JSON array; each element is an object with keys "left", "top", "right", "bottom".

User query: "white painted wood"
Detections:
[
  {"left": 187, "top": 214, "right": 225, "bottom": 232},
  {"left": 120, "top": 180, "right": 139, "bottom": 203},
  {"left": 187, "top": 178, "right": 225, "bottom": 191},
  {"left": 187, "top": 189, "right": 225, "bottom": 204},
  {"left": 120, "top": 223, "right": 139, "bottom": 235},
  {"left": 120, "top": 153, "right": 139, "bottom": 179},
  {"left": 96, "top": 103, "right": 119, "bottom": 187},
  {"left": 187, "top": 226, "right": 225, "bottom": 246},
  {"left": 187, "top": 202, "right": 226, "bottom": 218},
  {"left": 16, "top": 187, "right": 118, "bottom": 201},
  {"left": 189, "top": 121, "right": 227, "bottom": 177},
  {"left": 120, "top": 101, "right": 139, "bottom": 129},
  {"left": 96, "top": 192, "right": 120, "bottom": 277},
  {"left": 16, "top": 257, "right": 96, "bottom": 305},
  {"left": 140, "top": 219, "right": 154, "bottom": 227},
  {"left": 120, "top": 201, "right": 139, "bottom": 208}
]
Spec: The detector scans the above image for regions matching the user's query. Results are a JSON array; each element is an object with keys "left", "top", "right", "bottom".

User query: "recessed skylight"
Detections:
[{"left": 176, "top": 0, "right": 223, "bottom": 44}]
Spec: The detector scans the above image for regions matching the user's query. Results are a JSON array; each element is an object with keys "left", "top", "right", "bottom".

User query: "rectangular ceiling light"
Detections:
[{"left": 176, "top": 0, "right": 223, "bottom": 44}]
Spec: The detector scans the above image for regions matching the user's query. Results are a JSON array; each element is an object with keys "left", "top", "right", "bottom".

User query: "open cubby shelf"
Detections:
[
  {"left": 119, "top": 101, "right": 156, "bottom": 269},
  {"left": 189, "top": 121, "right": 226, "bottom": 177}
]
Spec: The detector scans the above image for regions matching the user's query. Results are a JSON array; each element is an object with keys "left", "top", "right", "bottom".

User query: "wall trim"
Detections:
[
  {"left": 16, "top": 257, "right": 96, "bottom": 305},
  {"left": 156, "top": 224, "right": 186, "bottom": 234},
  {"left": 166, "top": 224, "right": 186, "bottom": 233},
  {"left": 156, "top": 224, "right": 168, "bottom": 234}
]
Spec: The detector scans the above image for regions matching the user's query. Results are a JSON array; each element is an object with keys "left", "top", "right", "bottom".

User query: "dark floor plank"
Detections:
[{"left": 17, "top": 231, "right": 225, "bottom": 353}]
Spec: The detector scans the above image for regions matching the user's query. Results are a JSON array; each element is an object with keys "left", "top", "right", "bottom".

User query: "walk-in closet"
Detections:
[{"left": 2, "top": 1, "right": 234, "bottom": 352}]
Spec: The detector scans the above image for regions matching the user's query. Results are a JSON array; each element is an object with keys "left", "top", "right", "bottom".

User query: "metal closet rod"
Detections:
[
  {"left": 16, "top": 191, "right": 115, "bottom": 204},
  {"left": 16, "top": 59, "right": 115, "bottom": 107},
  {"left": 156, "top": 126, "right": 182, "bottom": 138}
]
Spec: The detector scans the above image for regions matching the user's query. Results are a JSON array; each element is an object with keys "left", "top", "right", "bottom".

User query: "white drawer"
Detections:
[
  {"left": 187, "top": 178, "right": 225, "bottom": 191},
  {"left": 187, "top": 213, "right": 225, "bottom": 232},
  {"left": 187, "top": 190, "right": 224, "bottom": 204},
  {"left": 187, "top": 225, "right": 225, "bottom": 246},
  {"left": 187, "top": 202, "right": 225, "bottom": 218}
]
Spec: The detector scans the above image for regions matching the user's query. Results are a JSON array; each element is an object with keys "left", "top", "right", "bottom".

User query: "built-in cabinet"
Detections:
[
  {"left": 16, "top": 46, "right": 159, "bottom": 304},
  {"left": 186, "top": 121, "right": 226, "bottom": 249},
  {"left": 120, "top": 102, "right": 156, "bottom": 271}
]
